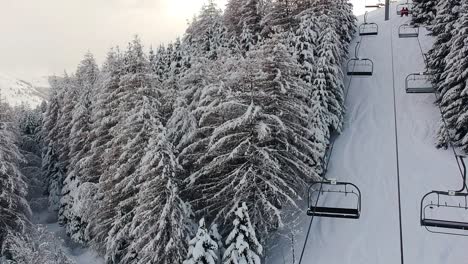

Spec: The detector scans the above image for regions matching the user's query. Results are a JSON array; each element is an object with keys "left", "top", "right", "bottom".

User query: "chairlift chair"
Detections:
[
  {"left": 405, "top": 72, "right": 434, "bottom": 93},
  {"left": 398, "top": 24, "right": 419, "bottom": 38},
  {"left": 420, "top": 156, "right": 468, "bottom": 235},
  {"left": 307, "top": 179, "right": 362, "bottom": 219},
  {"left": 397, "top": 2, "right": 414, "bottom": 15},
  {"left": 359, "top": 12, "right": 379, "bottom": 36},
  {"left": 347, "top": 42, "right": 374, "bottom": 76}
]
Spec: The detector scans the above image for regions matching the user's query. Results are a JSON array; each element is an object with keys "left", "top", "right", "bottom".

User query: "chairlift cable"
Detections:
[
  {"left": 389, "top": 23, "right": 406, "bottom": 264},
  {"left": 297, "top": 35, "right": 363, "bottom": 264}
]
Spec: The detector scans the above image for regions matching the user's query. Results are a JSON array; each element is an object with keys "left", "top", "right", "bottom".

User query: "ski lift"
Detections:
[
  {"left": 398, "top": 24, "right": 419, "bottom": 38},
  {"left": 421, "top": 156, "right": 468, "bottom": 235},
  {"left": 359, "top": 12, "right": 379, "bottom": 36},
  {"left": 307, "top": 178, "right": 362, "bottom": 219},
  {"left": 397, "top": 1, "right": 414, "bottom": 15},
  {"left": 405, "top": 72, "right": 434, "bottom": 93},
  {"left": 347, "top": 42, "right": 374, "bottom": 76}
]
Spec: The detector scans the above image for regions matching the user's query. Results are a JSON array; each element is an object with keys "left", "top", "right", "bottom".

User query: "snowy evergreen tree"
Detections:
[
  {"left": 183, "top": 219, "right": 218, "bottom": 264},
  {"left": 185, "top": 1, "right": 228, "bottom": 61},
  {"left": 435, "top": 0, "right": 468, "bottom": 150},
  {"left": 225, "top": 0, "right": 262, "bottom": 38},
  {"left": 222, "top": 203, "right": 262, "bottom": 264},
  {"left": 41, "top": 76, "right": 67, "bottom": 213},
  {"left": 182, "top": 35, "right": 318, "bottom": 239},
  {"left": 121, "top": 131, "right": 192, "bottom": 264},
  {"left": 428, "top": 0, "right": 461, "bottom": 147},
  {"left": 91, "top": 37, "right": 164, "bottom": 262},
  {"left": 83, "top": 48, "right": 124, "bottom": 246},
  {"left": 3, "top": 226, "right": 75, "bottom": 264},
  {"left": 292, "top": 9, "right": 318, "bottom": 86},
  {"left": 0, "top": 112, "right": 31, "bottom": 253},
  {"left": 59, "top": 52, "right": 99, "bottom": 243},
  {"left": 412, "top": 0, "right": 438, "bottom": 26}
]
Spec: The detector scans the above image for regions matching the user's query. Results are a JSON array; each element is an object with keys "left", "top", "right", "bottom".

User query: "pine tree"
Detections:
[
  {"left": 41, "top": 76, "right": 67, "bottom": 213},
  {"left": 222, "top": 203, "right": 262, "bottom": 264},
  {"left": 123, "top": 131, "right": 192, "bottom": 264},
  {"left": 429, "top": 0, "right": 461, "bottom": 147},
  {"left": 84, "top": 48, "right": 123, "bottom": 246},
  {"left": 59, "top": 52, "right": 99, "bottom": 243},
  {"left": 436, "top": 0, "right": 468, "bottom": 150},
  {"left": 185, "top": 1, "right": 228, "bottom": 61},
  {"left": 182, "top": 35, "right": 318, "bottom": 239},
  {"left": 225, "top": 0, "right": 262, "bottom": 38},
  {"left": 412, "top": 0, "right": 438, "bottom": 26},
  {"left": 183, "top": 219, "right": 218, "bottom": 264},
  {"left": 93, "top": 37, "right": 164, "bottom": 262},
  {"left": 0, "top": 112, "right": 31, "bottom": 249}
]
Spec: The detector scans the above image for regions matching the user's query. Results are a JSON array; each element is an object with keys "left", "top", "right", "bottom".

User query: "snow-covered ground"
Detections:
[
  {"left": 0, "top": 73, "right": 49, "bottom": 107},
  {"left": 269, "top": 4, "right": 468, "bottom": 264}
]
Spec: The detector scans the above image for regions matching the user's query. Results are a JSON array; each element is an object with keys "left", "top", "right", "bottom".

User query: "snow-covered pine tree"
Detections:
[
  {"left": 222, "top": 203, "right": 262, "bottom": 264},
  {"left": 412, "top": 0, "right": 438, "bottom": 26},
  {"left": 182, "top": 34, "right": 318, "bottom": 239},
  {"left": 428, "top": 0, "right": 461, "bottom": 88},
  {"left": 59, "top": 52, "right": 99, "bottom": 243},
  {"left": 314, "top": 14, "right": 346, "bottom": 134},
  {"left": 183, "top": 219, "right": 218, "bottom": 264},
  {"left": 150, "top": 45, "right": 170, "bottom": 83},
  {"left": 184, "top": 1, "right": 228, "bottom": 61},
  {"left": 261, "top": 0, "right": 297, "bottom": 37},
  {"left": 121, "top": 131, "right": 192, "bottom": 264},
  {"left": 428, "top": 0, "right": 461, "bottom": 147},
  {"left": 94, "top": 37, "right": 164, "bottom": 262},
  {"left": 3, "top": 225, "right": 75, "bottom": 264},
  {"left": 0, "top": 110, "right": 31, "bottom": 253},
  {"left": 41, "top": 76, "right": 67, "bottom": 213},
  {"left": 84, "top": 48, "right": 123, "bottom": 246},
  {"left": 292, "top": 8, "right": 318, "bottom": 86},
  {"left": 311, "top": 0, "right": 356, "bottom": 61},
  {"left": 225, "top": 0, "right": 262, "bottom": 39},
  {"left": 436, "top": 0, "right": 468, "bottom": 150}
]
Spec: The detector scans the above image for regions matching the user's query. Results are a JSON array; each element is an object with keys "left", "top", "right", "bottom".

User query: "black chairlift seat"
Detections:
[
  {"left": 347, "top": 58, "right": 374, "bottom": 76},
  {"left": 359, "top": 12, "right": 379, "bottom": 36},
  {"left": 399, "top": 24, "right": 419, "bottom": 38},
  {"left": 307, "top": 179, "right": 362, "bottom": 219},
  {"left": 405, "top": 72, "right": 435, "bottom": 93},
  {"left": 347, "top": 41, "right": 374, "bottom": 76},
  {"left": 420, "top": 155, "right": 468, "bottom": 235},
  {"left": 307, "top": 206, "right": 360, "bottom": 219},
  {"left": 421, "top": 218, "right": 468, "bottom": 230}
]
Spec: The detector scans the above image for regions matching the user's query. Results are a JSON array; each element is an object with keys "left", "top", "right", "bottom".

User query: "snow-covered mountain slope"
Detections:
[
  {"left": 0, "top": 73, "right": 49, "bottom": 108},
  {"left": 269, "top": 4, "right": 468, "bottom": 264}
]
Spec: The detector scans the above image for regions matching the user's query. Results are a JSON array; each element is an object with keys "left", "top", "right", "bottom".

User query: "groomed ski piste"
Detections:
[{"left": 269, "top": 3, "right": 468, "bottom": 264}]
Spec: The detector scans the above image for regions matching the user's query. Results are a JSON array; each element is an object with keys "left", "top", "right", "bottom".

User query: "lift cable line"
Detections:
[
  {"left": 414, "top": 35, "right": 468, "bottom": 236},
  {"left": 298, "top": 34, "right": 365, "bottom": 264},
  {"left": 389, "top": 23, "right": 406, "bottom": 264}
]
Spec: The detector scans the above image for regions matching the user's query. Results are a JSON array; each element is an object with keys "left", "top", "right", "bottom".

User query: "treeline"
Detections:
[
  {"left": 0, "top": 102, "right": 76, "bottom": 263},
  {"left": 41, "top": 0, "right": 355, "bottom": 263},
  {"left": 412, "top": 0, "right": 468, "bottom": 150}
]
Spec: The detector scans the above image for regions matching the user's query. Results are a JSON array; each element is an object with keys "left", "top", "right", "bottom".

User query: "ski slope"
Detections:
[{"left": 269, "top": 4, "right": 468, "bottom": 264}]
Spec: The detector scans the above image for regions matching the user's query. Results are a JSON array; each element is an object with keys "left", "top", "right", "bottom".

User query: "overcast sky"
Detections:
[
  {"left": 0, "top": 0, "right": 227, "bottom": 79},
  {"left": 0, "top": 0, "right": 365, "bottom": 80}
]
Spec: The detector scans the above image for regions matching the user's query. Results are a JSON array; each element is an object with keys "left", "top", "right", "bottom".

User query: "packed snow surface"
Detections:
[{"left": 269, "top": 4, "right": 468, "bottom": 264}]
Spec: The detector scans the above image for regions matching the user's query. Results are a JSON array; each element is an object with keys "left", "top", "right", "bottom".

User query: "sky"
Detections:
[{"left": 0, "top": 0, "right": 367, "bottom": 80}]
